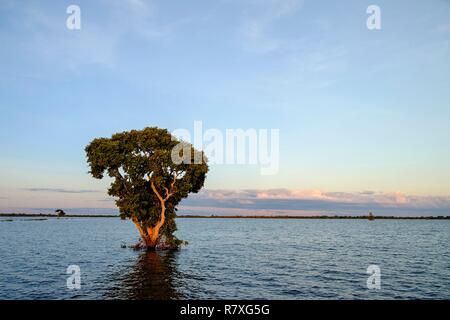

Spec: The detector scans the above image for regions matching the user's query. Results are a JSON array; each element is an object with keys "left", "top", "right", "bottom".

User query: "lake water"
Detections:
[{"left": 0, "top": 217, "right": 449, "bottom": 299}]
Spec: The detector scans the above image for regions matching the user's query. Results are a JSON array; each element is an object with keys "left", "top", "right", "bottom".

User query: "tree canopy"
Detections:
[{"left": 85, "top": 127, "right": 208, "bottom": 249}]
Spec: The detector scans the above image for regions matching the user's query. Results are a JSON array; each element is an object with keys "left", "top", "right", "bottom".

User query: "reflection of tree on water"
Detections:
[{"left": 108, "top": 250, "right": 180, "bottom": 300}]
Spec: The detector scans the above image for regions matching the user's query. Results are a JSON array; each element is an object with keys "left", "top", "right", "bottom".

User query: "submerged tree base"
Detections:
[{"left": 130, "top": 237, "right": 187, "bottom": 251}]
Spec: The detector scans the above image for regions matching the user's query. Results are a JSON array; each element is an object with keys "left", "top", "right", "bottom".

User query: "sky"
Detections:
[{"left": 1, "top": 0, "right": 450, "bottom": 216}]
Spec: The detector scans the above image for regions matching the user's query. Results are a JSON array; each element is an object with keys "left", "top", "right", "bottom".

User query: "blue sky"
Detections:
[{"left": 1, "top": 0, "right": 450, "bottom": 215}]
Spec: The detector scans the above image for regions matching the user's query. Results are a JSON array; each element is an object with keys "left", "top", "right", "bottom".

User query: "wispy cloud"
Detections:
[
  {"left": 181, "top": 189, "right": 450, "bottom": 216},
  {"left": 15, "top": 5, "right": 119, "bottom": 70},
  {"left": 12, "top": 1, "right": 192, "bottom": 72},
  {"left": 23, "top": 188, "right": 100, "bottom": 194},
  {"left": 433, "top": 22, "right": 450, "bottom": 33},
  {"left": 195, "top": 189, "right": 450, "bottom": 207},
  {"left": 240, "top": 0, "right": 304, "bottom": 53}
]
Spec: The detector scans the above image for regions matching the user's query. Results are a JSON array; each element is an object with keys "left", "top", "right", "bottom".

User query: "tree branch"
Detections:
[
  {"left": 150, "top": 179, "right": 165, "bottom": 204},
  {"left": 150, "top": 172, "right": 177, "bottom": 203},
  {"left": 164, "top": 173, "right": 177, "bottom": 201}
]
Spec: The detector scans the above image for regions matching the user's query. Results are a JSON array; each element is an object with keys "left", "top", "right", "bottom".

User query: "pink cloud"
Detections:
[{"left": 193, "top": 189, "right": 450, "bottom": 208}]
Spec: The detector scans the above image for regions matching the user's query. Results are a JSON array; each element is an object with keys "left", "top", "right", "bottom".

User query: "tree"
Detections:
[
  {"left": 85, "top": 127, "right": 208, "bottom": 249},
  {"left": 55, "top": 209, "right": 66, "bottom": 217}
]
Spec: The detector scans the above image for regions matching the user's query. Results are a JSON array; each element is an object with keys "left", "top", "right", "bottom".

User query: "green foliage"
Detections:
[{"left": 85, "top": 127, "right": 208, "bottom": 243}]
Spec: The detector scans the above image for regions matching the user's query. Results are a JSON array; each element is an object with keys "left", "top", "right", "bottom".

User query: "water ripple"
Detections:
[{"left": 0, "top": 217, "right": 449, "bottom": 299}]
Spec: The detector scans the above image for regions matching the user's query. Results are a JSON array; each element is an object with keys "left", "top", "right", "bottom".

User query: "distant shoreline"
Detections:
[
  {"left": 1, "top": 213, "right": 450, "bottom": 220},
  {"left": 179, "top": 215, "right": 450, "bottom": 220}
]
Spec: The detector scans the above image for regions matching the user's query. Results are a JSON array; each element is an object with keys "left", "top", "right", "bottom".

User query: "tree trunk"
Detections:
[
  {"left": 131, "top": 176, "right": 174, "bottom": 250},
  {"left": 146, "top": 204, "right": 165, "bottom": 248},
  {"left": 132, "top": 216, "right": 151, "bottom": 247},
  {"left": 131, "top": 204, "right": 166, "bottom": 250}
]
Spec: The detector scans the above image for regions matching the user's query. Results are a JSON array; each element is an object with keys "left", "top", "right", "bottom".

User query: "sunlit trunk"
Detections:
[
  {"left": 131, "top": 177, "right": 173, "bottom": 249},
  {"left": 132, "top": 205, "right": 166, "bottom": 249},
  {"left": 132, "top": 216, "right": 151, "bottom": 246},
  {"left": 146, "top": 205, "right": 165, "bottom": 248}
]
